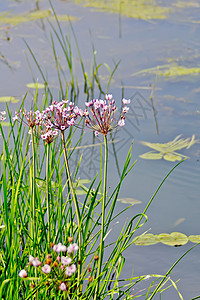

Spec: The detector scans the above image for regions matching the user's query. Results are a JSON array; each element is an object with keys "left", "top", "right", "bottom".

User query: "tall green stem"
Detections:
[
  {"left": 61, "top": 131, "right": 81, "bottom": 294},
  {"left": 31, "top": 127, "right": 36, "bottom": 249},
  {"left": 95, "top": 135, "right": 108, "bottom": 299},
  {"left": 46, "top": 143, "right": 50, "bottom": 247}
]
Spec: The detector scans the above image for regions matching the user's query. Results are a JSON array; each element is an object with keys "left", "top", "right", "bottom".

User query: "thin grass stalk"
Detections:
[
  {"left": 46, "top": 143, "right": 50, "bottom": 247},
  {"left": 31, "top": 127, "right": 36, "bottom": 249},
  {"left": 61, "top": 131, "right": 81, "bottom": 294},
  {"left": 95, "top": 135, "right": 108, "bottom": 299}
]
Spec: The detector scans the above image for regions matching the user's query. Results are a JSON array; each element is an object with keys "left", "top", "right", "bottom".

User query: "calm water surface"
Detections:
[{"left": 0, "top": 0, "right": 200, "bottom": 299}]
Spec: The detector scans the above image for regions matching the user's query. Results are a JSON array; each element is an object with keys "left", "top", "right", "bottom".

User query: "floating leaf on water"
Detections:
[
  {"left": 74, "top": 0, "right": 170, "bottom": 20},
  {"left": 188, "top": 235, "right": 200, "bottom": 243},
  {"left": 52, "top": 15, "right": 78, "bottom": 22},
  {"left": 78, "top": 179, "right": 91, "bottom": 184},
  {"left": 132, "top": 63, "right": 200, "bottom": 77},
  {"left": 0, "top": 10, "right": 78, "bottom": 26},
  {"left": 163, "top": 153, "right": 183, "bottom": 161},
  {"left": 26, "top": 83, "right": 46, "bottom": 89},
  {"left": 173, "top": 1, "right": 200, "bottom": 8},
  {"left": 117, "top": 197, "right": 142, "bottom": 205},
  {"left": 158, "top": 232, "right": 188, "bottom": 246},
  {"left": 0, "top": 10, "right": 51, "bottom": 26},
  {"left": 0, "top": 96, "right": 20, "bottom": 103},
  {"left": 140, "top": 135, "right": 198, "bottom": 161},
  {"left": 134, "top": 234, "right": 159, "bottom": 246},
  {"left": 139, "top": 151, "right": 163, "bottom": 160}
]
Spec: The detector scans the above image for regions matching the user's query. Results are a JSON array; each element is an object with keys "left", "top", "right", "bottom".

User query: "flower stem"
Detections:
[
  {"left": 31, "top": 127, "right": 36, "bottom": 249},
  {"left": 95, "top": 134, "right": 108, "bottom": 299},
  {"left": 61, "top": 131, "right": 81, "bottom": 295},
  {"left": 46, "top": 143, "right": 50, "bottom": 248}
]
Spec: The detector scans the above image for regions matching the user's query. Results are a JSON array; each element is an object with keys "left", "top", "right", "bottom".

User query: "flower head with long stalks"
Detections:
[
  {"left": 41, "top": 100, "right": 82, "bottom": 293},
  {"left": 42, "top": 100, "right": 82, "bottom": 132},
  {"left": 82, "top": 94, "right": 130, "bottom": 136},
  {"left": 13, "top": 109, "right": 43, "bottom": 128},
  {"left": 88, "top": 94, "right": 130, "bottom": 300}
]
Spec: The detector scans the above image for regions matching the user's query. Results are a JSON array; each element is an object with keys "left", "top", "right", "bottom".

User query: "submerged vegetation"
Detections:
[
  {"left": 132, "top": 63, "right": 200, "bottom": 78},
  {"left": 0, "top": 9, "right": 78, "bottom": 26},
  {"left": 74, "top": 0, "right": 171, "bottom": 20}
]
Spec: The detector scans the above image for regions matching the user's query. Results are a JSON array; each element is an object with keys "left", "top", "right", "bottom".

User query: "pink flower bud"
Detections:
[{"left": 19, "top": 269, "right": 28, "bottom": 278}]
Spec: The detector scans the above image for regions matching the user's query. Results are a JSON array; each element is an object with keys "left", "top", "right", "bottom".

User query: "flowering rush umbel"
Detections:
[
  {"left": 12, "top": 100, "right": 82, "bottom": 144},
  {"left": 82, "top": 94, "right": 130, "bottom": 136},
  {"left": 41, "top": 100, "right": 81, "bottom": 132},
  {"left": 13, "top": 109, "right": 42, "bottom": 128}
]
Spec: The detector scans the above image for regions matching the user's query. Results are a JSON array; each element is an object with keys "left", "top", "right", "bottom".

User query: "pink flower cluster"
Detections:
[
  {"left": 13, "top": 95, "right": 130, "bottom": 141},
  {"left": 19, "top": 241, "right": 79, "bottom": 292},
  {"left": 13, "top": 109, "right": 42, "bottom": 128},
  {"left": 82, "top": 94, "right": 130, "bottom": 136},
  {"left": 42, "top": 100, "right": 81, "bottom": 132}
]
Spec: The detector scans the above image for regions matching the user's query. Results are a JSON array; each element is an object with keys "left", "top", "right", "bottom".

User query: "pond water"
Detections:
[{"left": 0, "top": 0, "right": 200, "bottom": 299}]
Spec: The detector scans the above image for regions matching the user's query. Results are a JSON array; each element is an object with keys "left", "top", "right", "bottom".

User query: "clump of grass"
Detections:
[{"left": 0, "top": 91, "right": 192, "bottom": 300}]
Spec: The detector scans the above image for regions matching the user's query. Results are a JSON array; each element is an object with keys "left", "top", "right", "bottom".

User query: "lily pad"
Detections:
[
  {"left": 132, "top": 63, "right": 200, "bottom": 77},
  {"left": 26, "top": 83, "right": 46, "bottom": 89},
  {"left": 188, "top": 235, "right": 200, "bottom": 243},
  {"left": 158, "top": 232, "right": 188, "bottom": 246},
  {"left": 75, "top": 0, "right": 170, "bottom": 20},
  {"left": 0, "top": 96, "right": 20, "bottom": 103},
  {"left": 0, "top": 10, "right": 78, "bottom": 26},
  {"left": 134, "top": 234, "right": 159, "bottom": 246},
  {"left": 117, "top": 197, "right": 142, "bottom": 205}
]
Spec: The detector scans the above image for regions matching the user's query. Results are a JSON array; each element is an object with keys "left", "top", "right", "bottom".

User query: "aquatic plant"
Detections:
[{"left": 139, "top": 134, "right": 198, "bottom": 161}]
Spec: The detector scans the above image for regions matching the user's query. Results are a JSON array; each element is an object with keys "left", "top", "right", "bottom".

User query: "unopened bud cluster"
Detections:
[{"left": 19, "top": 240, "right": 78, "bottom": 292}]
